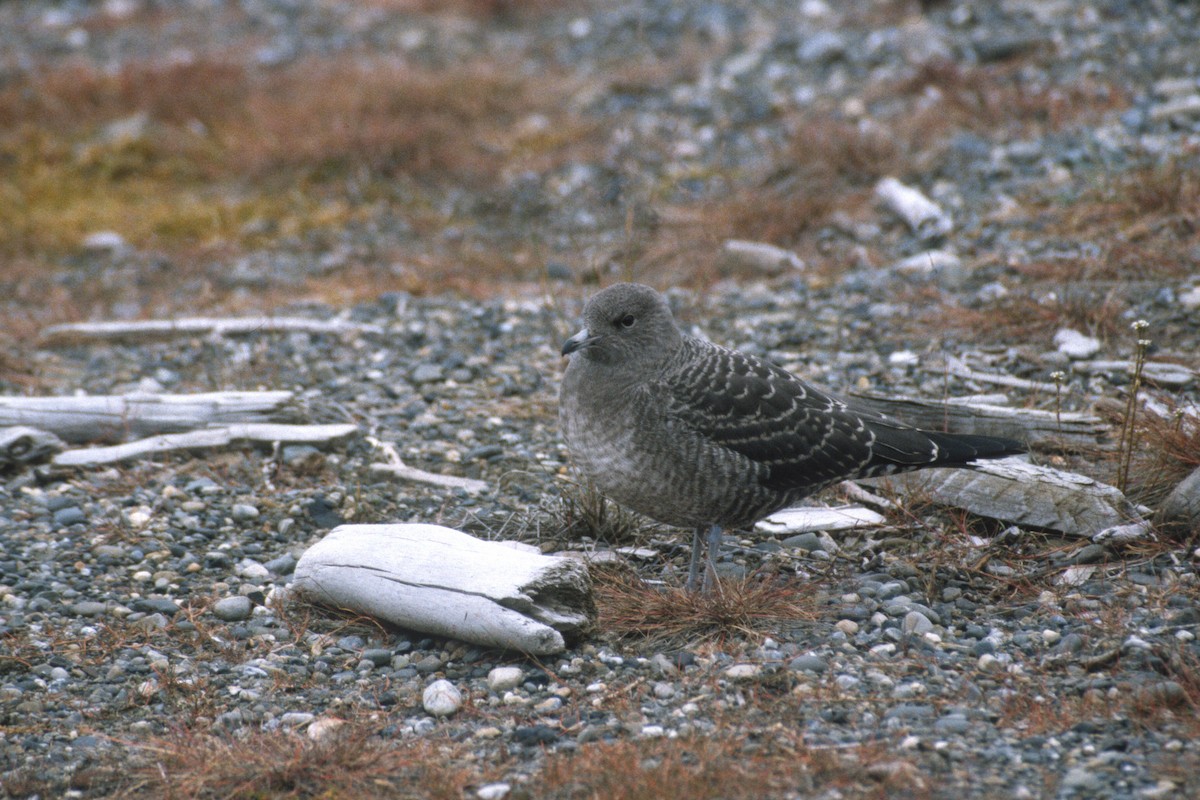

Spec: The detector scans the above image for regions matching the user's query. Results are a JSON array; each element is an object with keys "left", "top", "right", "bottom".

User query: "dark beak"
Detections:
[{"left": 561, "top": 327, "right": 596, "bottom": 356}]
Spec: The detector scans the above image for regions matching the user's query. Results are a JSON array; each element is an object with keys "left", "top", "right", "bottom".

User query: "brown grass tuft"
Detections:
[
  {"left": 119, "top": 724, "right": 483, "bottom": 799},
  {"left": 1097, "top": 396, "right": 1200, "bottom": 508},
  {"left": 532, "top": 735, "right": 925, "bottom": 800},
  {"left": 594, "top": 566, "right": 817, "bottom": 647}
]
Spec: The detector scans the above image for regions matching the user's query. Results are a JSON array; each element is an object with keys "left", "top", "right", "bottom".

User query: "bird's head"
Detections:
[{"left": 561, "top": 283, "right": 683, "bottom": 370}]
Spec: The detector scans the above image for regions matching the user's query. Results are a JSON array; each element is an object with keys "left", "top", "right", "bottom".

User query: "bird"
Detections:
[{"left": 559, "top": 282, "right": 1025, "bottom": 592}]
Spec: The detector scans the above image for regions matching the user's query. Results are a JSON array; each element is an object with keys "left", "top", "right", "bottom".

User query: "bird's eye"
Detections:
[{"left": 618, "top": 314, "right": 636, "bottom": 328}]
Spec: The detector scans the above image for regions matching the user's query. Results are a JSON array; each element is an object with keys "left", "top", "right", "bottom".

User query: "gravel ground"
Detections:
[{"left": 2, "top": 1, "right": 1200, "bottom": 798}]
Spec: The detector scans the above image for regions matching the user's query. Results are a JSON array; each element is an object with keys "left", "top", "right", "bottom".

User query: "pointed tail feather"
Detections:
[{"left": 924, "top": 431, "right": 1025, "bottom": 466}]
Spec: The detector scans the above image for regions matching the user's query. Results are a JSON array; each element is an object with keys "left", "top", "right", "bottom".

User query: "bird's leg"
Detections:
[
  {"left": 701, "top": 523, "right": 723, "bottom": 594},
  {"left": 686, "top": 525, "right": 706, "bottom": 591}
]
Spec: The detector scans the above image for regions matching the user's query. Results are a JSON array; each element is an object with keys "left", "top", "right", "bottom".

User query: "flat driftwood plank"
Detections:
[
  {"left": 290, "top": 524, "right": 594, "bottom": 655},
  {"left": 0, "top": 391, "right": 295, "bottom": 444},
  {"left": 52, "top": 423, "right": 358, "bottom": 467},
  {"left": 848, "top": 391, "right": 1108, "bottom": 450},
  {"left": 40, "top": 317, "right": 384, "bottom": 345},
  {"left": 871, "top": 459, "right": 1142, "bottom": 537}
]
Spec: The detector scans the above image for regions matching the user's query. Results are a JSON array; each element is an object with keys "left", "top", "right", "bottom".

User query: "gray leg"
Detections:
[
  {"left": 686, "top": 525, "right": 705, "bottom": 591},
  {"left": 702, "top": 523, "right": 723, "bottom": 593}
]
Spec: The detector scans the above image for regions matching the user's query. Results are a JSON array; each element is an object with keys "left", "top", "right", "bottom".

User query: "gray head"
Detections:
[{"left": 561, "top": 283, "right": 684, "bottom": 369}]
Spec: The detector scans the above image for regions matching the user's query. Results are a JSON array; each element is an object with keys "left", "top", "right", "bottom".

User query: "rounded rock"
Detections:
[
  {"left": 212, "top": 596, "right": 253, "bottom": 622},
  {"left": 231, "top": 503, "right": 260, "bottom": 522},
  {"left": 486, "top": 666, "right": 525, "bottom": 693},
  {"left": 423, "top": 679, "right": 463, "bottom": 717}
]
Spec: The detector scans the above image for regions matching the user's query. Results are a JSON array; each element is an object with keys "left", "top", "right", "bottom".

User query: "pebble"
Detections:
[
  {"left": 211, "top": 596, "right": 253, "bottom": 621},
  {"left": 788, "top": 655, "right": 828, "bottom": 674},
  {"left": 231, "top": 503, "right": 260, "bottom": 522},
  {"left": 422, "top": 680, "right": 463, "bottom": 717},
  {"left": 70, "top": 601, "right": 108, "bottom": 617},
  {"left": 477, "top": 783, "right": 511, "bottom": 800},
  {"left": 724, "top": 664, "right": 762, "bottom": 679},
  {"left": 1054, "top": 328, "right": 1102, "bottom": 359},
  {"left": 902, "top": 611, "right": 934, "bottom": 636}
]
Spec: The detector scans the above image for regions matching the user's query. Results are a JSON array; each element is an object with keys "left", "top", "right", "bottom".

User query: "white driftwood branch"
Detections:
[
  {"left": 52, "top": 423, "right": 358, "bottom": 467},
  {"left": 0, "top": 426, "right": 65, "bottom": 469},
  {"left": 370, "top": 462, "right": 489, "bottom": 494},
  {"left": 848, "top": 391, "right": 1108, "bottom": 450},
  {"left": 936, "top": 356, "right": 1061, "bottom": 393},
  {"left": 871, "top": 458, "right": 1142, "bottom": 537},
  {"left": 875, "top": 177, "right": 952, "bottom": 239},
  {"left": 290, "top": 524, "right": 594, "bottom": 655},
  {"left": 368, "top": 436, "right": 489, "bottom": 494},
  {"left": 0, "top": 391, "right": 295, "bottom": 444},
  {"left": 40, "top": 317, "right": 384, "bottom": 346},
  {"left": 756, "top": 506, "right": 886, "bottom": 535}
]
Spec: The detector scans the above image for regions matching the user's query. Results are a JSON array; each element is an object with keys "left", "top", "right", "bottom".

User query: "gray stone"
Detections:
[
  {"left": 70, "top": 601, "right": 108, "bottom": 617},
  {"left": 212, "top": 596, "right": 253, "bottom": 622},
  {"left": 788, "top": 654, "right": 828, "bottom": 674},
  {"left": 231, "top": 503, "right": 260, "bottom": 522},
  {"left": 1157, "top": 465, "right": 1200, "bottom": 538},
  {"left": 902, "top": 610, "right": 934, "bottom": 636},
  {"left": 52, "top": 507, "right": 87, "bottom": 526}
]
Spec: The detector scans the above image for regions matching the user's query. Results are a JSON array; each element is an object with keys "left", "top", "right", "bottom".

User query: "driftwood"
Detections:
[
  {"left": 848, "top": 391, "right": 1108, "bottom": 450},
  {"left": 368, "top": 437, "right": 489, "bottom": 495},
  {"left": 40, "top": 317, "right": 384, "bottom": 346},
  {"left": 875, "top": 177, "right": 952, "bottom": 239},
  {"left": 0, "top": 426, "right": 65, "bottom": 469},
  {"left": 290, "top": 524, "right": 594, "bottom": 655},
  {"left": 52, "top": 423, "right": 358, "bottom": 467},
  {"left": 871, "top": 459, "right": 1143, "bottom": 537},
  {"left": 935, "top": 355, "right": 1061, "bottom": 394},
  {"left": 0, "top": 391, "right": 295, "bottom": 444},
  {"left": 756, "top": 506, "right": 886, "bottom": 535}
]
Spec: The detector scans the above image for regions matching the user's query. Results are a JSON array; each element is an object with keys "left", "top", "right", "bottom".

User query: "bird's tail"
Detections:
[{"left": 924, "top": 431, "right": 1026, "bottom": 466}]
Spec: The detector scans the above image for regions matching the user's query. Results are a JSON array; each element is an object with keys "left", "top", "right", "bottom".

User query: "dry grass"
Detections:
[
  {"left": 594, "top": 566, "right": 818, "bottom": 648},
  {"left": 531, "top": 735, "right": 926, "bottom": 800},
  {"left": 115, "top": 724, "right": 485, "bottom": 799},
  {"left": 1095, "top": 396, "right": 1200, "bottom": 509},
  {"left": 892, "top": 60, "right": 1128, "bottom": 139},
  {"left": 551, "top": 479, "right": 652, "bottom": 546},
  {"left": 0, "top": 55, "right": 589, "bottom": 258}
]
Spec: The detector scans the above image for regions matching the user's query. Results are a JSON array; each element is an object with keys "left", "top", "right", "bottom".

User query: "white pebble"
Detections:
[
  {"left": 1054, "top": 328, "right": 1102, "bottom": 359},
  {"left": 422, "top": 679, "right": 463, "bottom": 717},
  {"left": 307, "top": 717, "right": 345, "bottom": 741},
  {"left": 487, "top": 666, "right": 525, "bottom": 692},
  {"left": 723, "top": 664, "right": 762, "bottom": 679},
  {"left": 477, "top": 783, "right": 512, "bottom": 800},
  {"left": 977, "top": 653, "right": 1001, "bottom": 673}
]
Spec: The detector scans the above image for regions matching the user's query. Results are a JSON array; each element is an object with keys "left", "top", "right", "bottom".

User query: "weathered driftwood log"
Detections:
[
  {"left": 40, "top": 317, "right": 383, "bottom": 346},
  {"left": 290, "top": 524, "right": 594, "bottom": 655},
  {"left": 848, "top": 391, "right": 1109, "bottom": 451},
  {"left": 869, "top": 459, "right": 1142, "bottom": 537},
  {"left": 52, "top": 423, "right": 358, "bottom": 467},
  {"left": 0, "top": 391, "right": 295, "bottom": 444},
  {"left": 0, "top": 426, "right": 65, "bottom": 469}
]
